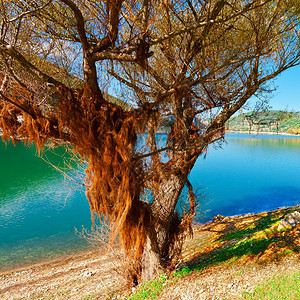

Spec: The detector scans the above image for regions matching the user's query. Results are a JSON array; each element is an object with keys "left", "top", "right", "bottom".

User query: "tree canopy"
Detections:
[{"left": 0, "top": 0, "right": 299, "bottom": 282}]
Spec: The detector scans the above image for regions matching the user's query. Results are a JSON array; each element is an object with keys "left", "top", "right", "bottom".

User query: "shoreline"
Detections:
[
  {"left": 2, "top": 204, "right": 300, "bottom": 276},
  {"left": 1, "top": 204, "right": 300, "bottom": 299},
  {"left": 0, "top": 248, "right": 97, "bottom": 276},
  {"left": 0, "top": 246, "right": 95, "bottom": 275},
  {"left": 226, "top": 130, "right": 300, "bottom": 137}
]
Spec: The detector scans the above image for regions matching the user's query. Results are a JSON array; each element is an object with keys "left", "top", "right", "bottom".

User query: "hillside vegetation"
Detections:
[{"left": 227, "top": 111, "right": 300, "bottom": 135}]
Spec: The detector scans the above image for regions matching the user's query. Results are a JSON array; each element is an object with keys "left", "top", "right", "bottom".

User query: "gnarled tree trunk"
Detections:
[{"left": 139, "top": 154, "right": 197, "bottom": 282}]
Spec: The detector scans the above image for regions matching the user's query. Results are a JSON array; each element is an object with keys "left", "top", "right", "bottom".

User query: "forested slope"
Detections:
[{"left": 227, "top": 111, "right": 300, "bottom": 134}]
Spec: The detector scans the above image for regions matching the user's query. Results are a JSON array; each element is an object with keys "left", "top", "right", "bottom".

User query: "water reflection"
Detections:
[
  {"left": 229, "top": 134, "right": 300, "bottom": 149},
  {"left": 0, "top": 141, "right": 92, "bottom": 271}
]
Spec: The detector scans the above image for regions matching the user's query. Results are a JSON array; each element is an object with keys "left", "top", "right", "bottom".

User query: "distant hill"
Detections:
[
  {"left": 227, "top": 110, "right": 300, "bottom": 135},
  {"left": 105, "top": 94, "right": 131, "bottom": 110},
  {"left": 30, "top": 56, "right": 132, "bottom": 110}
]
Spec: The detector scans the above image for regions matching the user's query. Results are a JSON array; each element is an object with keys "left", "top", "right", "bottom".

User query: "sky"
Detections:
[
  {"left": 266, "top": 64, "right": 300, "bottom": 112},
  {"left": 108, "top": 63, "right": 300, "bottom": 113}
]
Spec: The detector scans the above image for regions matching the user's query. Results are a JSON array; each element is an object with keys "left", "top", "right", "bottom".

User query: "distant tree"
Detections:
[
  {"left": 273, "top": 111, "right": 292, "bottom": 133},
  {"left": 1, "top": 0, "right": 300, "bottom": 283},
  {"left": 242, "top": 109, "right": 293, "bottom": 134}
]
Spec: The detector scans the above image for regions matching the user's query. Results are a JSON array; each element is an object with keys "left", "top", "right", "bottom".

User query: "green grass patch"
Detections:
[
  {"left": 128, "top": 274, "right": 167, "bottom": 300},
  {"left": 82, "top": 294, "right": 98, "bottom": 300},
  {"left": 173, "top": 266, "right": 193, "bottom": 278},
  {"left": 219, "top": 214, "right": 281, "bottom": 242},
  {"left": 184, "top": 237, "right": 283, "bottom": 274},
  {"left": 243, "top": 270, "right": 300, "bottom": 299},
  {"left": 128, "top": 267, "right": 195, "bottom": 299},
  {"left": 128, "top": 209, "right": 300, "bottom": 299}
]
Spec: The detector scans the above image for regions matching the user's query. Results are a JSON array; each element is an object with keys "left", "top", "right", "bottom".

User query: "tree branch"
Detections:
[
  {"left": 92, "top": 51, "right": 136, "bottom": 62},
  {"left": 8, "top": 1, "right": 53, "bottom": 23},
  {"left": 59, "top": 0, "right": 90, "bottom": 51},
  {"left": 0, "top": 89, "right": 37, "bottom": 119},
  {"left": 0, "top": 40, "right": 63, "bottom": 87},
  {"left": 107, "top": 69, "right": 152, "bottom": 99},
  {"left": 148, "top": 0, "right": 272, "bottom": 47},
  {"left": 92, "top": 0, "right": 123, "bottom": 53}
]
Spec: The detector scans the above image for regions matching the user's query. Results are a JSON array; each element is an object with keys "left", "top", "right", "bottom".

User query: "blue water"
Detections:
[
  {"left": 0, "top": 143, "right": 91, "bottom": 271},
  {"left": 0, "top": 133, "right": 300, "bottom": 270},
  {"left": 191, "top": 134, "right": 300, "bottom": 222}
]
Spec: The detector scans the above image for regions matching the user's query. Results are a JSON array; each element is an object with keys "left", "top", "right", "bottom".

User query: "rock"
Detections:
[
  {"left": 227, "top": 282, "right": 235, "bottom": 288},
  {"left": 175, "top": 261, "right": 189, "bottom": 271},
  {"left": 84, "top": 271, "right": 96, "bottom": 277},
  {"left": 213, "top": 214, "right": 227, "bottom": 222},
  {"left": 278, "top": 211, "right": 300, "bottom": 230}
]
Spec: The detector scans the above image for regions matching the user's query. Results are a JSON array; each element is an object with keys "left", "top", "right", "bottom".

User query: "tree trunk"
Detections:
[
  {"left": 140, "top": 172, "right": 188, "bottom": 281},
  {"left": 152, "top": 174, "right": 186, "bottom": 249},
  {"left": 140, "top": 236, "right": 164, "bottom": 282}
]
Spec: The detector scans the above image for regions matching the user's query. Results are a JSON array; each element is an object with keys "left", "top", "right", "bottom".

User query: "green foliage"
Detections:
[
  {"left": 128, "top": 274, "right": 167, "bottom": 300},
  {"left": 243, "top": 270, "right": 300, "bottom": 299},
  {"left": 227, "top": 111, "right": 300, "bottom": 134}
]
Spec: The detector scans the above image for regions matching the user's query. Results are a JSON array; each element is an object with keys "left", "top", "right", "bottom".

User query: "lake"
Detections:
[{"left": 0, "top": 134, "right": 300, "bottom": 271}]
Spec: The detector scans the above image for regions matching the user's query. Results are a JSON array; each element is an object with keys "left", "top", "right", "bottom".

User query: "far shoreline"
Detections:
[{"left": 226, "top": 130, "right": 300, "bottom": 137}]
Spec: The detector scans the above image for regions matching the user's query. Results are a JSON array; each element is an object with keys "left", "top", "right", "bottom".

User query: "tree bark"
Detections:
[
  {"left": 151, "top": 174, "right": 186, "bottom": 251},
  {"left": 140, "top": 235, "right": 164, "bottom": 282},
  {"left": 139, "top": 170, "right": 190, "bottom": 281}
]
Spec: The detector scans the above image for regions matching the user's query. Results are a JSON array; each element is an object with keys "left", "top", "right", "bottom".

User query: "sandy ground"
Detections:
[
  {"left": 0, "top": 248, "right": 127, "bottom": 300},
  {"left": 1, "top": 249, "right": 300, "bottom": 300}
]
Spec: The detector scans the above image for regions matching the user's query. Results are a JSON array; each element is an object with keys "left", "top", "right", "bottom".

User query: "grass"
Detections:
[
  {"left": 128, "top": 268, "right": 198, "bottom": 300},
  {"left": 128, "top": 274, "right": 167, "bottom": 300},
  {"left": 183, "top": 212, "right": 300, "bottom": 274},
  {"left": 128, "top": 207, "right": 300, "bottom": 299},
  {"left": 129, "top": 258, "right": 300, "bottom": 300},
  {"left": 220, "top": 215, "right": 274, "bottom": 239},
  {"left": 243, "top": 270, "right": 300, "bottom": 299}
]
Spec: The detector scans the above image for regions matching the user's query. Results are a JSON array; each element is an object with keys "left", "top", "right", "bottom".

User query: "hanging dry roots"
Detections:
[
  {"left": 1, "top": 81, "right": 151, "bottom": 263},
  {"left": 1, "top": 79, "right": 197, "bottom": 280},
  {"left": 57, "top": 85, "right": 154, "bottom": 261}
]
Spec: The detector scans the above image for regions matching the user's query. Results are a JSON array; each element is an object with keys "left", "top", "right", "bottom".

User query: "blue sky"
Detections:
[
  {"left": 108, "top": 62, "right": 299, "bottom": 112},
  {"left": 267, "top": 64, "right": 300, "bottom": 112}
]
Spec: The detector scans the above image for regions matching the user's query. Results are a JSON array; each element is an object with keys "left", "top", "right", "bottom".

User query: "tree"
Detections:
[{"left": 0, "top": 0, "right": 299, "bottom": 283}]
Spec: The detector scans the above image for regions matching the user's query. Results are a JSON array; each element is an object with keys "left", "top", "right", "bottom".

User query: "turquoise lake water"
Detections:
[{"left": 0, "top": 134, "right": 300, "bottom": 270}]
